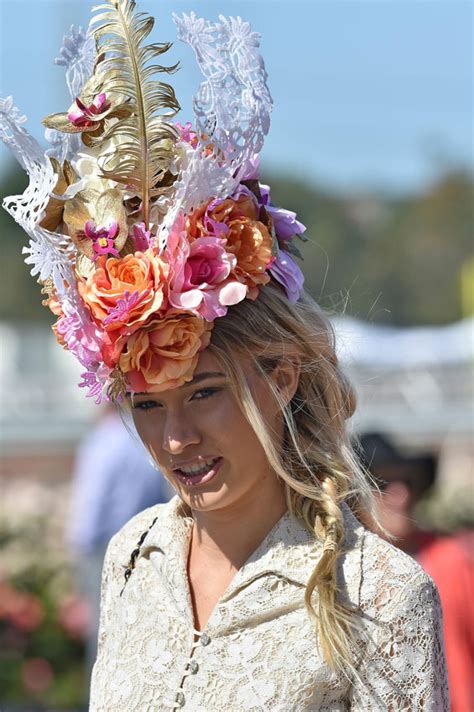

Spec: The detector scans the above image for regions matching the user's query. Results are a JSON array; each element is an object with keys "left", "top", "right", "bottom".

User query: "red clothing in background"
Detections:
[{"left": 418, "top": 531, "right": 474, "bottom": 712}]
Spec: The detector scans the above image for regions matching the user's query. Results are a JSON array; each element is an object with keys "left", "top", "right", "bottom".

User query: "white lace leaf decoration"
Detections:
[
  {"left": 45, "top": 25, "right": 97, "bottom": 163},
  {"left": 1, "top": 96, "right": 77, "bottom": 291},
  {"left": 161, "top": 13, "right": 273, "bottom": 247},
  {"left": 54, "top": 25, "right": 96, "bottom": 101},
  {"left": 22, "top": 229, "right": 75, "bottom": 295},
  {"left": 0, "top": 96, "right": 58, "bottom": 234},
  {"left": 174, "top": 13, "right": 272, "bottom": 161}
]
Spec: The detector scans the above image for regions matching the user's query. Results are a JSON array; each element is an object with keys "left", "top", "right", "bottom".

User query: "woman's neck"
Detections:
[{"left": 189, "top": 481, "right": 288, "bottom": 572}]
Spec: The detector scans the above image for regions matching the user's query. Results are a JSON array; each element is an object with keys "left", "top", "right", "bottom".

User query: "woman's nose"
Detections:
[{"left": 161, "top": 411, "right": 200, "bottom": 455}]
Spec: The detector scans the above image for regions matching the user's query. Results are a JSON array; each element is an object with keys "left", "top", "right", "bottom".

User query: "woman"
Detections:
[
  {"left": 88, "top": 285, "right": 448, "bottom": 710},
  {"left": 0, "top": 1, "right": 448, "bottom": 709}
]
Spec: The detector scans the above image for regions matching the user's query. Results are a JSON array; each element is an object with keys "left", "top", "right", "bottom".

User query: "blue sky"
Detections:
[{"left": 0, "top": 0, "right": 472, "bottom": 194}]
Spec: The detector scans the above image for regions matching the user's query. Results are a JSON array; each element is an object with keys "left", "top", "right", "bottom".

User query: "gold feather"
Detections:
[{"left": 89, "top": 0, "right": 180, "bottom": 229}]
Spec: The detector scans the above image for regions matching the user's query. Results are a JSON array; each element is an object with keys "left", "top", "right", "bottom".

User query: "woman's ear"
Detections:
[{"left": 272, "top": 359, "right": 300, "bottom": 407}]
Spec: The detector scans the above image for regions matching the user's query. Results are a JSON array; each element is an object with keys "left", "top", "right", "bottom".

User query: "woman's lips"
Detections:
[{"left": 173, "top": 457, "right": 223, "bottom": 487}]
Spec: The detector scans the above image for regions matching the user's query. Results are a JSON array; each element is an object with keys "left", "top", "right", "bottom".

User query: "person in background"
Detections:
[
  {"left": 67, "top": 404, "right": 173, "bottom": 682},
  {"left": 358, "top": 432, "right": 474, "bottom": 712}
]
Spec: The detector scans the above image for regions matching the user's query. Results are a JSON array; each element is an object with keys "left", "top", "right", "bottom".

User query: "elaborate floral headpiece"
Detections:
[{"left": 0, "top": 1, "right": 306, "bottom": 403}]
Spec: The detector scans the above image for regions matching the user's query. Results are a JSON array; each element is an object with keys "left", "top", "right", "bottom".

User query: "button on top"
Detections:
[
  {"left": 200, "top": 632, "right": 211, "bottom": 646},
  {"left": 175, "top": 690, "right": 185, "bottom": 707},
  {"left": 188, "top": 659, "right": 199, "bottom": 674}
]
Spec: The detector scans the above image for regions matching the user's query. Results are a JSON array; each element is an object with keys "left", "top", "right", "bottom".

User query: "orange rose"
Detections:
[
  {"left": 78, "top": 249, "right": 168, "bottom": 335},
  {"left": 187, "top": 194, "right": 257, "bottom": 238},
  {"left": 224, "top": 218, "right": 273, "bottom": 292},
  {"left": 119, "top": 314, "right": 213, "bottom": 392},
  {"left": 187, "top": 195, "right": 273, "bottom": 292}
]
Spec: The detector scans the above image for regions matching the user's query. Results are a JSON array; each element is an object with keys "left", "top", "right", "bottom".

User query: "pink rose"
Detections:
[{"left": 166, "top": 215, "right": 247, "bottom": 321}]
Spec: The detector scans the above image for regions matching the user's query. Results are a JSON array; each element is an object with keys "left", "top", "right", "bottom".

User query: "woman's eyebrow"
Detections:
[
  {"left": 188, "top": 371, "right": 226, "bottom": 386},
  {"left": 132, "top": 371, "right": 226, "bottom": 397}
]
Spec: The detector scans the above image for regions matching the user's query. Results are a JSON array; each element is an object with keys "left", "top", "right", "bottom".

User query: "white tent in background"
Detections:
[{"left": 332, "top": 316, "right": 474, "bottom": 367}]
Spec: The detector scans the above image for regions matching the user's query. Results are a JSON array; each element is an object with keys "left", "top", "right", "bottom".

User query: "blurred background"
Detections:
[{"left": 1, "top": 0, "right": 473, "bottom": 709}]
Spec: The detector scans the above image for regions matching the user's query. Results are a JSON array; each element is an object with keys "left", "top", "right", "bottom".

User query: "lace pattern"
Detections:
[
  {"left": 161, "top": 13, "right": 273, "bottom": 244},
  {"left": 45, "top": 25, "right": 96, "bottom": 164},
  {"left": 0, "top": 97, "right": 77, "bottom": 293},
  {"left": 1, "top": 96, "right": 58, "bottom": 234},
  {"left": 90, "top": 496, "right": 449, "bottom": 711}
]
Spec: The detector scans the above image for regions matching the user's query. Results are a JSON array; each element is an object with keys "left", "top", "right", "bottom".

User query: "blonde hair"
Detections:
[{"left": 207, "top": 282, "right": 375, "bottom": 672}]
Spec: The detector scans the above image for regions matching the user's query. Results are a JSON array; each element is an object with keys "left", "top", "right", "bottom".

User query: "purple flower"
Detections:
[
  {"left": 239, "top": 153, "right": 261, "bottom": 181},
  {"left": 230, "top": 184, "right": 258, "bottom": 205},
  {"left": 103, "top": 289, "right": 150, "bottom": 326},
  {"left": 259, "top": 185, "right": 306, "bottom": 241},
  {"left": 79, "top": 370, "right": 104, "bottom": 404},
  {"left": 269, "top": 251, "right": 305, "bottom": 302}
]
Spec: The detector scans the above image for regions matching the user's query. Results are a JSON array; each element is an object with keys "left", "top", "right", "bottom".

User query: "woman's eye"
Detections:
[
  {"left": 133, "top": 400, "right": 161, "bottom": 411},
  {"left": 191, "top": 387, "right": 221, "bottom": 401}
]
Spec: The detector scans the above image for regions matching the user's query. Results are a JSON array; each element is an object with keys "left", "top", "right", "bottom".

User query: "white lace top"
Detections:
[{"left": 90, "top": 495, "right": 449, "bottom": 711}]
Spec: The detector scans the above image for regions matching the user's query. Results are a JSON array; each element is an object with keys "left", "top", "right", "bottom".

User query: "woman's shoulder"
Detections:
[
  {"left": 341, "top": 504, "right": 439, "bottom": 619},
  {"left": 106, "top": 499, "right": 171, "bottom": 563}
]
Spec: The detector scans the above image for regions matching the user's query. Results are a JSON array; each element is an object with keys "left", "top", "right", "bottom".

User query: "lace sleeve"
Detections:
[
  {"left": 349, "top": 569, "right": 450, "bottom": 711},
  {"left": 91, "top": 533, "right": 122, "bottom": 673}
]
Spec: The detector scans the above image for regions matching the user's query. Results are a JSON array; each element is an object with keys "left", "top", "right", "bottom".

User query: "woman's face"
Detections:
[{"left": 130, "top": 349, "right": 287, "bottom": 513}]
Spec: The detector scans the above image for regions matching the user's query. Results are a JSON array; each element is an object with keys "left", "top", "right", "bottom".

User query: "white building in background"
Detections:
[
  {"left": 334, "top": 316, "right": 474, "bottom": 444},
  {"left": 0, "top": 317, "right": 473, "bottom": 455}
]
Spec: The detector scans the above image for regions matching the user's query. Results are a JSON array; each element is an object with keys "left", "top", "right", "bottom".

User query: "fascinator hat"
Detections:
[{"left": 0, "top": 0, "right": 306, "bottom": 403}]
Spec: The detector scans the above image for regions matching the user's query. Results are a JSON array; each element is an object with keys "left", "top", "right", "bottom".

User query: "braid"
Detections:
[
  {"left": 120, "top": 516, "right": 158, "bottom": 596},
  {"left": 304, "top": 477, "right": 357, "bottom": 670}
]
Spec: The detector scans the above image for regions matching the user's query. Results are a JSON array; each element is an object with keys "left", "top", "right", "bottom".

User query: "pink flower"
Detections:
[
  {"left": 57, "top": 595, "right": 92, "bottom": 641},
  {"left": 103, "top": 289, "right": 151, "bottom": 327},
  {"left": 55, "top": 298, "right": 112, "bottom": 373},
  {"left": 68, "top": 92, "right": 111, "bottom": 128},
  {"left": 6, "top": 591, "right": 44, "bottom": 632},
  {"left": 21, "top": 658, "right": 54, "bottom": 694},
  {"left": 132, "top": 222, "right": 153, "bottom": 251},
  {"left": 85, "top": 219, "right": 120, "bottom": 259},
  {"left": 175, "top": 121, "right": 198, "bottom": 148},
  {"left": 166, "top": 214, "right": 247, "bottom": 321},
  {"left": 79, "top": 370, "right": 104, "bottom": 404}
]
